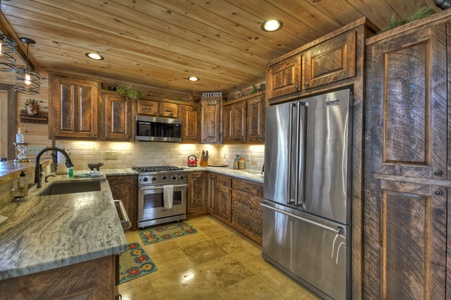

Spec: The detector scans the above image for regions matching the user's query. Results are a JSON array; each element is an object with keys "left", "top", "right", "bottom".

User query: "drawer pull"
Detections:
[
  {"left": 434, "top": 170, "right": 443, "bottom": 176},
  {"left": 434, "top": 190, "right": 443, "bottom": 196}
]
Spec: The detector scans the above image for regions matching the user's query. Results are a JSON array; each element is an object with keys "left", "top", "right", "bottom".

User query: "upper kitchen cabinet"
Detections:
[
  {"left": 266, "top": 55, "right": 301, "bottom": 100},
  {"left": 266, "top": 18, "right": 374, "bottom": 104},
  {"left": 179, "top": 104, "right": 201, "bottom": 143},
  {"left": 303, "top": 31, "right": 356, "bottom": 89},
  {"left": 137, "top": 99, "right": 158, "bottom": 116},
  {"left": 100, "top": 92, "right": 133, "bottom": 141},
  {"left": 201, "top": 96, "right": 222, "bottom": 144},
  {"left": 364, "top": 11, "right": 451, "bottom": 300},
  {"left": 223, "top": 91, "right": 265, "bottom": 144},
  {"left": 49, "top": 74, "right": 100, "bottom": 139}
]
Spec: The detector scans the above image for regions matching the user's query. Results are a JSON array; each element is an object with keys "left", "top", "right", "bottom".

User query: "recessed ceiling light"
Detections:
[
  {"left": 188, "top": 76, "right": 199, "bottom": 82},
  {"left": 261, "top": 20, "right": 283, "bottom": 32},
  {"left": 85, "top": 53, "right": 104, "bottom": 60}
]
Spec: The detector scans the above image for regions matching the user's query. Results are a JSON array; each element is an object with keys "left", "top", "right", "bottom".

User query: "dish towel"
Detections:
[{"left": 163, "top": 185, "right": 174, "bottom": 209}]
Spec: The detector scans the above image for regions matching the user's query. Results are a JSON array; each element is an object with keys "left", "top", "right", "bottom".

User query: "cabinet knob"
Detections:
[
  {"left": 434, "top": 190, "right": 443, "bottom": 196},
  {"left": 304, "top": 83, "right": 309, "bottom": 88},
  {"left": 434, "top": 170, "right": 443, "bottom": 176},
  {"left": 295, "top": 85, "right": 299, "bottom": 90}
]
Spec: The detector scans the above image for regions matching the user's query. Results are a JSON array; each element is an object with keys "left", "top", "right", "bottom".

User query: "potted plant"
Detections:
[
  {"left": 25, "top": 99, "right": 40, "bottom": 115},
  {"left": 116, "top": 85, "right": 143, "bottom": 101}
]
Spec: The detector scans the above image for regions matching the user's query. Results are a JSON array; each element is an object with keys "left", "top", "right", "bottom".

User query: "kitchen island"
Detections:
[{"left": 0, "top": 174, "right": 127, "bottom": 298}]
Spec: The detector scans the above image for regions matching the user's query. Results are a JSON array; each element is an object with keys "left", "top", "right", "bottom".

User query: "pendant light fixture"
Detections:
[
  {"left": 0, "top": 31, "right": 16, "bottom": 72},
  {"left": 14, "top": 37, "right": 40, "bottom": 95}
]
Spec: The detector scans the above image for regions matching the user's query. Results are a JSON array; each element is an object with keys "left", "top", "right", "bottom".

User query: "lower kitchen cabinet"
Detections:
[
  {"left": 214, "top": 175, "right": 232, "bottom": 224},
  {"left": 207, "top": 173, "right": 217, "bottom": 215},
  {"left": 107, "top": 175, "right": 138, "bottom": 231},
  {"left": 231, "top": 179, "right": 263, "bottom": 244},
  {"left": 0, "top": 255, "right": 118, "bottom": 299},
  {"left": 187, "top": 172, "right": 207, "bottom": 217}
]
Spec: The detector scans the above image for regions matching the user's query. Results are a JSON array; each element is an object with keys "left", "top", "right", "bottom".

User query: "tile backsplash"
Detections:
[{"left": 55, "top": 141, "right": 265, "bottom": 172}]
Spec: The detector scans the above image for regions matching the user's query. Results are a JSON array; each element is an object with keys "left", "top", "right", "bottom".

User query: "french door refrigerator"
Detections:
[{"left": 262, "top": 88, "right": 352, "bottom": 300}]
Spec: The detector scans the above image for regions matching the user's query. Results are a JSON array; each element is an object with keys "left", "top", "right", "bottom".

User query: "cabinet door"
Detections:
[
  {"left": 231, "top": 189, "right": 263, "bottom": 244},
  {"left": 365, "top": 24, "right": 447, "bottom": 179},
  {"left": 207, "top": 173, "right": 216, "bottom": 215},
  {"left": 215, "top": 185, "right": 231, "bottom": 224},
  {"left": 303, "top": 30, "right": 356, "bottom": 89},
  {"left": 137, "top": 99, "right": 158, "bottom": 116},
  {"left": 49, "top": 75, "right": 99, "bottom": 139},
  {"left": 101, "top": 94, "right": 132, "bottom": 141},
  {"left": 159, "top": 102, "right": 178, "bottom": 118},
  {"left": 180, "top": 105, "right": 201, "bottom": 143},
  {"left": 266, "top": 55, "right": 301, "bottom": 101},
  {"left": 187, "top": 172, "right": 207, "bottom": 216},
  {"left": 365, "top": 179, "right": 447, "bottom": 299},
  {"left": 246, "top": 93, "right": 265, "bottom": 144},
  {"left": 107, "top": 175, "right": 138, "bottom": 231},
  {"left": 222, "top": 104, "right": 233, "bottom": 144},
  {"left": 201, "top": 98, "right": 221, "bottom": 144}
]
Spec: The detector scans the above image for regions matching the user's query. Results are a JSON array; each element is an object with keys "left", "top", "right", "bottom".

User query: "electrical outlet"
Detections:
[
  {"left": 26, "top": 145, "right": 46, "bottom": 155},
  {"left": 111, "top": 151, "right": 118, "bottom": 160}
]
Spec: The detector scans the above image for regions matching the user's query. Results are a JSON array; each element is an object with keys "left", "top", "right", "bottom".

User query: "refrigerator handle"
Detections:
[
  {"left": 287, "top": 102, "right": 298, "bottom": 206},
  {"left": 261, "top": 203, "right": 344, "bottom": 234},
  {"left": 297, "top": 104, "right": 307, "bottom": 209}
]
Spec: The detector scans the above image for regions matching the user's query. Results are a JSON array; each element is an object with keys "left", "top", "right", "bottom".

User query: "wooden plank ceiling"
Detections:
[{"left": 0, "top": 0, "right": 443, "bottom": 95}]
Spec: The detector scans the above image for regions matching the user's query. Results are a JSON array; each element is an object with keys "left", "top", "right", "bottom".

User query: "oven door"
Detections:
[{"left": 138, "top": 184, "right": 187, "bottom": 226}]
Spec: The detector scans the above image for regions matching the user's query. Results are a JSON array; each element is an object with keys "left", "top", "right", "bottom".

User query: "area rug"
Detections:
[
  {"left": 139, "top": 221, "right": 198, "bottom": 245},
  {"left": 119, "top": 242, "right": 158, "bottom": 284}
]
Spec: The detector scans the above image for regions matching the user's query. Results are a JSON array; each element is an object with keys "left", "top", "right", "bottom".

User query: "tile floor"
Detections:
[{"left": 118, "top": 215, "right": 319, "bottom": 300}]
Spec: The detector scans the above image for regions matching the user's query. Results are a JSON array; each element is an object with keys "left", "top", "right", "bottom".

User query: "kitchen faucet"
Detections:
[{"left": 35, "top": 147, "right": 74, "bottom": 188}]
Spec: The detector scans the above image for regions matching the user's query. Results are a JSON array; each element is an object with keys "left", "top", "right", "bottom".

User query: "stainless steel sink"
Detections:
[{"left": 38, "top": 180, "right": 102, "bottom": 196}]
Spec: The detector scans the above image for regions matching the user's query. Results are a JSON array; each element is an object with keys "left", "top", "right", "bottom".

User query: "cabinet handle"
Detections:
[
  {"left": 434, "top": 170, "right": 443, "bottom": 176},
  {"left": 434, "top": 190, "right": 443, "bottom": 196},
  {"left": 295, "top": 85, "right": 299, "bottom": 90},
  {"left": 304, "top": 83, "right": 309, "bottom": 88}
]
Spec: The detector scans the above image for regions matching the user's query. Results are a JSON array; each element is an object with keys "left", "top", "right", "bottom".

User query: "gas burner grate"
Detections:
[{"left": 133, "top": 166, "right": 185, "bottom": 173}]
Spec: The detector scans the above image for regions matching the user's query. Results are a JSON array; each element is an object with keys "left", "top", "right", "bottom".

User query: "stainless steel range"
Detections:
[{"left": 134, "top": 166, "right": 187, "bottom": 228}]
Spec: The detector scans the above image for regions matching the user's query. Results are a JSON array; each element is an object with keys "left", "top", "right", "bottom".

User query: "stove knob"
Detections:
[
  {"left": 151, "top": 177, "right": 157, "bottom": 182},
  {"left": 142, "top": 177, "right": 148, "bottom": 183},
  {"left": 179, "top": 175, "right": 184, "bottom": 180},
  {"left": 172, "top": 175, "right": 177, "bottom": 180},
  {"left": 162, "top": 175, "right": 167, "bottom": 180}
]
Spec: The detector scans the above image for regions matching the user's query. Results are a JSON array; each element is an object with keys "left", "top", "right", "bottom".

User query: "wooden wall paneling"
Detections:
[{"left": 0, "top": 84, "right": 16, "bottom": 160}]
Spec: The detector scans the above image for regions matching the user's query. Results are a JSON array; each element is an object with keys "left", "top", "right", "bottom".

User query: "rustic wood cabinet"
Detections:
[
  {"left": 222, "top": 100, "right": 246, "bottom": 144},
  {"left": 187, "top": 172, "right": 207, "bottom": 217},
  {"left": 231, "top": 179, "right": 263, "bottom": 244},
  {"left": 364, "top": 14, "right": 451, "bottom": 300},
  {"left": 137, "top": 99, "right": 158, "bottom": 116},
  {"left": 0, "top": 255, "right": 118, "bottom": 299},
  {"left": 223, "top": 91, "right": 265, "bottom": 144},
  {"left": 266, "top": 55, "right": 301, "bottom": 100},
  {"left": 303, "top": 30, "right": 356, "bottom": 89},
  {"left": 49, "top": 74, "right": 100, "bottom": 139},
  {"left": 214, "top": 174, "right": 232, "bottom": 224},
  {"left": 107, "top": 175, "right": 138, "bottom": 231},
  {"left": 201, "top": 97, "right": 222, "bottom": 144},
  {"left": 180, "top": 104, "right": 201, "bottom": 143},
  {"left": 207, "top": 173, "right": 216, "bottom": 215},
  {"left": 101, "top": 93, "right": 133, "bottom": 141},
  {"left": 159, "top": 102, "right": 178, "bottom": 118}
]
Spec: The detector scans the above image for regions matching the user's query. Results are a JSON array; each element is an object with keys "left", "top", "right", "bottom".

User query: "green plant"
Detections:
[
  {"left": 379, "top": 6, "right": 435, "bottom": 33},
  {"left": 116, "top": 85, "right": 143, "bottom": 100}
]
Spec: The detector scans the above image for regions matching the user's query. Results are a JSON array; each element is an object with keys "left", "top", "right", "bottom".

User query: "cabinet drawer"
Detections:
[
  {"left": 232, "top": 190, "right": 262, "bottom": 219},
  {"left": 231, "top": 210, "right": 262, "bottom": 244},
  {"left": 216, "top": 175, "right": 232, "bottom": 187},
  {"left": 138, "top": 100, "right": 158, "bottom": 116},
  {"left": 232, "top": 179, "right": 262, "bottom": 196},
  {"left": 159, "top": 102, "right": 178, "bottom": 118}
]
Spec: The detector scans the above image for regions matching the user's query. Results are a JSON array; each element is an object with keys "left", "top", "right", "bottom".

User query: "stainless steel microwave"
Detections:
[{"left": 135, "top": 115, "right": 181, "bottom": 142}]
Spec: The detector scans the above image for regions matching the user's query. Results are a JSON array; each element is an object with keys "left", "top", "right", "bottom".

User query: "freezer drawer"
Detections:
[{"left": 262, "top": 203, "right": 350, "bottom": 300}]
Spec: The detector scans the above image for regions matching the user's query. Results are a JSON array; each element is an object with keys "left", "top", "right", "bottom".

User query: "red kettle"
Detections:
[{"left": 187, "top": 155, "right": 197, "bottom": 167}]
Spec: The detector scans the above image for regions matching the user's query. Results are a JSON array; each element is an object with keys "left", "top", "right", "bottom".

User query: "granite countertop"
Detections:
[
  {"left": 102, "top": 166, "right": 264, "bottom": 183},
  {"left": 0, "top": 159, "right": 52, "bottom": 184},
  {"left": 0, "top": 175, "right": 127, "bottom": 280}
]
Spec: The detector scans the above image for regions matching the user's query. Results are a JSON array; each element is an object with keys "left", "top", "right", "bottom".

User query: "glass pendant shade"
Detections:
[
  {"left": 15, "top": 68, "right": 41, "bottom": 94},
  {"left": 0, "top": 33, "right": 16, "bottom": 72}
]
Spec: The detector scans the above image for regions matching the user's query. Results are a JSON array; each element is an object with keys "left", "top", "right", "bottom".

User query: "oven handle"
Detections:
[
  {"left": 138, "top": 184, "right": 187, "bottom": 191},
  {"left": 114, "top": 200, "right": 131, "bottom": 231}
]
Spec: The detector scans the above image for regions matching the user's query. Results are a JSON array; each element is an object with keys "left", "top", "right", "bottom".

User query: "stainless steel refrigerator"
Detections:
[{"left": 262, "top": 88, "right": 352, "bottom": 300}]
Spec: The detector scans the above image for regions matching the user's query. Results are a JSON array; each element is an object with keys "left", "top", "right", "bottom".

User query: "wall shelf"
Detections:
[{"left": 19, "top": 110, "right": 48, "bottom": 124}]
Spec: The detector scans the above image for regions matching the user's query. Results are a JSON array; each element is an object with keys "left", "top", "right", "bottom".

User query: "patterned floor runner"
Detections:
[
  {"left": 119, "top": 242, "right": 157, "bottom": 284},
  {"left": 139, "top": 221, "right": 198, "bottom": 245}
]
